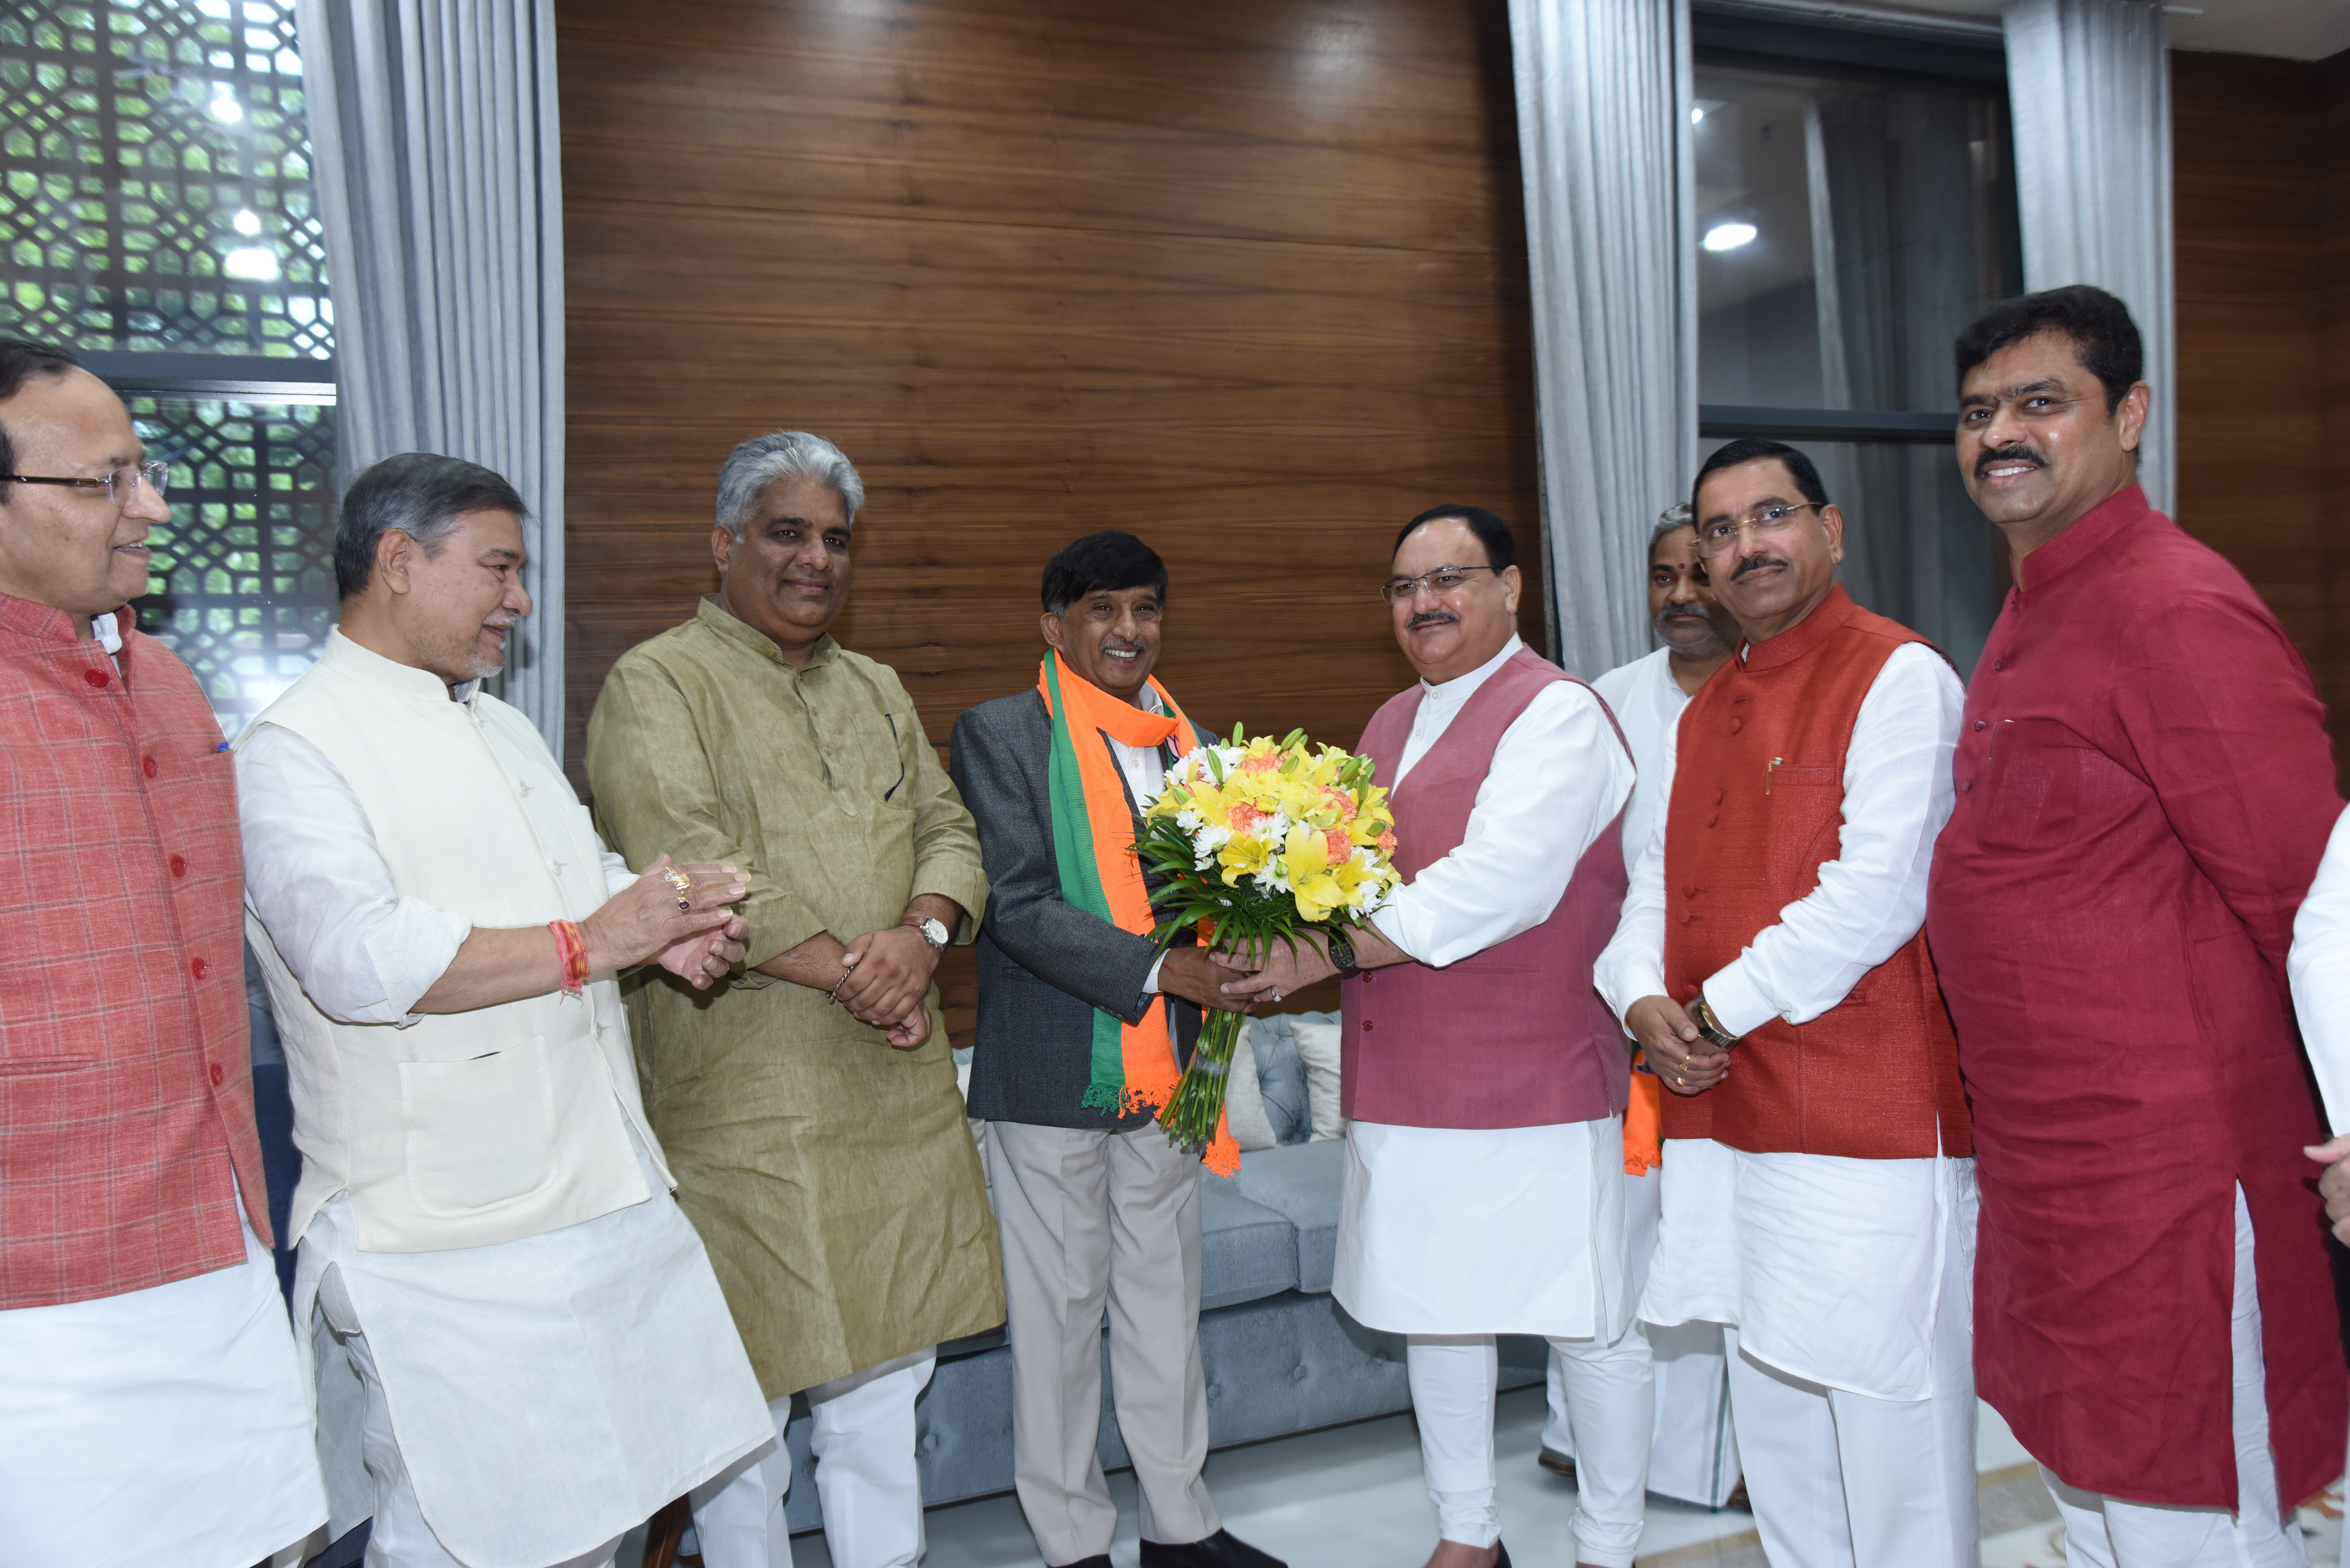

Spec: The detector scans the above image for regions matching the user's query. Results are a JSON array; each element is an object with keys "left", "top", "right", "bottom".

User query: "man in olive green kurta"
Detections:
[{"left": 585, "top": 431, "right": 1000, "bottom": 1568}]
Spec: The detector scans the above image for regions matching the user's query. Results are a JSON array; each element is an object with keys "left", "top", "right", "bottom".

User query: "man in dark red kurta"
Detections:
[{"left": 1925, "top": 286, "right": 2345, "bottom": 1565}]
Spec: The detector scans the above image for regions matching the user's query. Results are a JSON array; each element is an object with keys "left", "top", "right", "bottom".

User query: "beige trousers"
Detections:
[{"left": 988, "top": 1119, "right": 1220, "bottom": 1566}]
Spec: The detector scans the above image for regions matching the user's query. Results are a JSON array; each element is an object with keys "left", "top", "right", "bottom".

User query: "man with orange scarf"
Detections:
[{"left": 951, "top": 531, "right": 1282, "bottom": 1568}]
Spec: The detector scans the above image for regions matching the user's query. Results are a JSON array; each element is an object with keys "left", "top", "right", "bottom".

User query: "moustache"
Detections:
[
  {"left": 1732, "top": 555, "right": 1790, "bottom": 583},
  {"left": 1975, "top": 443, "right": 2048, "bottom": 479},
  {"left": 1406, "top": 611, "right": 1459, "bottom": 631},
  {"left": 1657, "top": 606, "right": 1710, "bottom": 622}
]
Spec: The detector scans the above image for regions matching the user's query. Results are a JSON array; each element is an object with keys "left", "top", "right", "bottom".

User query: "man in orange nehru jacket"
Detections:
[
  {"left": 1595, "top": 439, "right": 1976, "bottom": 1568},
  {"left": 1928, "top": 286, "right": 2344, "bottom": 1567},
  {"left": 1220, "top": 505, "right": 1644, "bottom": 1568},
  {"left": 1542, "top": 503, "right": 1742, "bottom": 1509}
]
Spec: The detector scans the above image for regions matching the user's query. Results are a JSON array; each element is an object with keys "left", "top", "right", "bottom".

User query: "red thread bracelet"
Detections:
[{"left": 550, "top": 919, "right": 590, "bottom": 995}]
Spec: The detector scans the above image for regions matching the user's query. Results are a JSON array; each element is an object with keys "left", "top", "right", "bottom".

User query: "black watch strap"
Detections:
[{"left": 1327, "top": 930, "right": 1358, "bottom": 977}]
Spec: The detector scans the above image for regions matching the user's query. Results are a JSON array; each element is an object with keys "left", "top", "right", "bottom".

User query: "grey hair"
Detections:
[
  {"left": 1650, "top": 502, "right": 1694, "bottom": 550},
  {"left": 715, "top": 431, "right": 865, "bottom": 540}
]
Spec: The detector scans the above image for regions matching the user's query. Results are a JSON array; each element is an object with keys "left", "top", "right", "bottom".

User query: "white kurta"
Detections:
[
  {"left": 2290, "top": 801, "right": 2350, "bottom": 1132},
  {"left": 237, "top": 713, "right": 773, "bottom": 1564},
  {"left": 1592, "top": 642, "right": 1971, "bottom": 1400},
  {"left": 0, "top": 1183, "right": 326, "bottom": 1568},
  {"left": 1332, "top": 636, "right": 1637, "bottom": 1338},
  {"left": 1589, "top": 645, "right": 1689, "bottom": 884}
]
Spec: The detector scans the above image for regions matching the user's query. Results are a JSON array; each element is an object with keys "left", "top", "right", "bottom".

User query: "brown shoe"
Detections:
[{"left": 1537, "top": 1446, "right": 1577, "bottom": 1481}]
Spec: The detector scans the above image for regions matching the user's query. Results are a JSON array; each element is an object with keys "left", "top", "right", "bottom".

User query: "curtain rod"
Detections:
[{"left": 1695, "top": 0, "right": 2005, "bottom": 40}]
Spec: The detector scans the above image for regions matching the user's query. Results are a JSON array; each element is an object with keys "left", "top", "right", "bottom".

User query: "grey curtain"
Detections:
[
  {"left": 295, "top": 0, "right": 568, "bottom": 751},
  {"left": 1508, "top": 0, "right": 1697, "bottom": 680},
  {"left": 2003, "top": 0, "right": 2175, "bottom": 512}
]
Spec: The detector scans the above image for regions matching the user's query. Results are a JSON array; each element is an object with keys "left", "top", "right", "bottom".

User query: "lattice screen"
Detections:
[
  {"left": 1, "top": 0, "right": 330, "bottom": 356},
  {"left": 129, "top": 395, "right": 337, "bottom": 736}
]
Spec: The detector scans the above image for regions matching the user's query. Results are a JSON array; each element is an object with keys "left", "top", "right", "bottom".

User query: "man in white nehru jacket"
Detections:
[{"left": 237, "top": 452, "right": 774, "bottom": 1568}]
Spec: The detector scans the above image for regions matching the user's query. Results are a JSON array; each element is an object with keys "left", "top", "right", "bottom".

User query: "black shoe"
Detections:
[
  {"left": 1536, "top": 1445, "right": 1577, "bottom": 1481},
  {"left": 1138, "top": 1529, "right": 1287, "bottom": 1568},
  {"left": 1494, "top": 1542, "right": 1512, "bottom": 1568},
  {"left": 1050, "top": 1558, "right": 1113, "bottom": 1568}
]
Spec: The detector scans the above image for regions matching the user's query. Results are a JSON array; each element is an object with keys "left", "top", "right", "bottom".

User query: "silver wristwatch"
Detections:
[{"left": 910, "top": 916, "right": 951, "bottom": 951}]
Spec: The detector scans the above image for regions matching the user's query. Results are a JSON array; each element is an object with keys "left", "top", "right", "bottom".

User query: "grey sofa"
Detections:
[{"left": 774, "top": 1016, "right": 1548, "bottom": 1536}]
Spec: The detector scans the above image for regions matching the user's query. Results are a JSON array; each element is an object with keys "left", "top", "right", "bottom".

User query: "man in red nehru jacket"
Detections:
[
  {"left": 1595, "top": 437, "right": 1976, "bottom": 1568},
  {"left": 0, "top": 339, "right": 327, "bottom": 1566},
  {"left": 1220, "top": 505, "right": 1644, "bottom": 1568},
  {"left": 1927, "top": 285, "right": 2344, "bottom": 1567}
]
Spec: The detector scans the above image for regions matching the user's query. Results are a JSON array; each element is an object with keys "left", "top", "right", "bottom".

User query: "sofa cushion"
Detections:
[
  {"left": 1225, "top": 1139, "right": 1344, "bottom": 1293},
  {"left": 1245, "top": 1014, "right": 1312, "bottom": 1145},
  {"left": 1198, "top": 1176, "right": 1300, "bottom": 1309}
]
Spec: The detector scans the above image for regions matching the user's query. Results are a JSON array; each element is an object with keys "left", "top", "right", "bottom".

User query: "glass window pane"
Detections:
[
  {"left": 0, "top": 0, "right": 330, "bottom": 358},
  {"left": 1694, "top": 64, "right": 2019, "bottom": 414},
  {"left": 132, "top": 395, "right": 338, "bottom": 738},
  {"left": 1702, "top": 434, "right": 2005, "bottom": 676}
]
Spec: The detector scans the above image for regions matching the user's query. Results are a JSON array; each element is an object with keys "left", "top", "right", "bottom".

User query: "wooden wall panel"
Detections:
[
  {"left": 559, "top": 0, "right": 1538, "bottom": 784},
  {"left": 558, "top": 0, "right": 1539, "bottom": 1039},
  {"left": 2169, "top": 50, "right": 2332, "bottom": 766}
]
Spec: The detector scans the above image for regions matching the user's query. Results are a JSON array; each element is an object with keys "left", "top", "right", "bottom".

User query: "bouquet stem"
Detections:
[{"left": 1157, "top": 1005, "right": 1247, "bottom": 1151}]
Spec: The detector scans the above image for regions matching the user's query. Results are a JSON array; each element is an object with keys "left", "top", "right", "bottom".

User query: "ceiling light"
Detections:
[
  {"left": 223, "top": 246, "right": 280, "bottom": 281},
  {"left": 1691, "top": 106, "right": 1704, "bottom": 124},
  {"left": 208, "top": 90, "right": 243, "bottom": 125},
  {"left": 232, "top": 207, "right": 262, "bottom": 236},
  {"left": 1702, "top": 222, "right": 1757, "bottom": 253}
]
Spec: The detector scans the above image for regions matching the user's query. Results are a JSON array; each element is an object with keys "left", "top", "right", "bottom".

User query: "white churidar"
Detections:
[
  {"left": 1720, "top": 1171, "right": 1978, "bottom": 1568},
  {"left": 294, "top": 0, "right": 568, "bottom": 750},
  {"left": 1544, "top": 1163, "right": 1743, "bottom": 1508},
  {"left": 2002, "top": 0, "right": 2176, "bottom": 513},
  {"left": 2043, "top": 1187, "right": 2308, "bottom": 1568},
  {"left": 1594, "top": 642, "right": 1963, "bottom": 1038},
  {"left": 1408, "top": 1333, "right": 1648, "bottom": 1564},
  {"left": 0, "top": 1187, "right": 325, "bottom": 1568},
  {"left": 1506, "top": 0, "right": 1695, "bottom": 677},
  {"left": 692, "top": 1352, "right": 939, "bottom": 1568},
  {"left": 2289, "top": 803, "right": 2350, "bottom": 1132}
]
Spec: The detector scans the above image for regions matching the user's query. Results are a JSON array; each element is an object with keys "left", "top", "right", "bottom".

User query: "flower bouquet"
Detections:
[{"left": 1136, "top": 725, "right": 1403, "bottom": 1171}]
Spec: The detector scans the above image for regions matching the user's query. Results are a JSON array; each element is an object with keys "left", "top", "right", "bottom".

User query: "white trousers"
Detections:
[
  {"left": 1544, "top": 1164, "right": 1740, "bottom": 1506},
  {"left": 2042, "top": 1186, "right": 2308, "bottom": 1568},
  {"left": 1720, "top": 1189, "right": 1978, "bottom": 1568},
  {"left": 1408, "top": 1332, "right": 1649, "bottom": 1566},
  {"left": 691, "top": 1348, "right": 938, "bottom": 1568}
]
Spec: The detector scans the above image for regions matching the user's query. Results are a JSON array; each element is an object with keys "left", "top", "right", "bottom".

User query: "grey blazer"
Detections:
[{"left": 948, "top": 689, "right": 1206, "bottom": 1131}]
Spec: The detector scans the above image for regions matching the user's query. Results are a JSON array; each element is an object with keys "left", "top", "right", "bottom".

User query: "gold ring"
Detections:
[
  {"left": 665, "top": 868, "right": 692, "bottom": 894},
  {"left": 1676, "top": 1074, "right": 1687, "bottom": 1087}
]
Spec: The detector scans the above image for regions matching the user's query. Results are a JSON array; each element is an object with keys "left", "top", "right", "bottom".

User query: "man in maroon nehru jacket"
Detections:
[
  {"left": 1220, "top": 505, "right": 1645, "bottom": 1568},
  {"left": 1927, "top": 285, "right": 2344, "bottom": 1567},
  {"left": 1596, "top": 437, "right": 1977, "bottom": 1568}
]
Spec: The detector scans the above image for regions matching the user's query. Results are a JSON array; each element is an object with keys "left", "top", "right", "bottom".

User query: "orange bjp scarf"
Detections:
[{"left": 1038, "top": 651, "right": 1238, "bottom": 1174}]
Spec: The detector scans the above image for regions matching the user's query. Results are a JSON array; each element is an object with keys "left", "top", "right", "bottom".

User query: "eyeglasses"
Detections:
[
  {"left": 1379, "top": 564, "right": 1499, "bottom": 603},
  {"left": 1694, "top": 501, "right": 1826, "bottom": 558},
  {"left": 1, "top": 462, "right": 171, "bottom": 508}
]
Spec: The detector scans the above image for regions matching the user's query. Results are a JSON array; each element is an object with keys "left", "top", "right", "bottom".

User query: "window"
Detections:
[
  {"left": 1692, "top": 7, "right": 2021, "bottom": 673},
  {"left": 2, "top": 0, "right": 336, "bottom": 735}
]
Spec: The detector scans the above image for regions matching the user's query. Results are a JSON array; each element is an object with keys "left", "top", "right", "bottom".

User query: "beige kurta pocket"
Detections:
[{"left": 399, "top": 1039, "right": 557, "bottom": 1213}]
